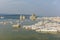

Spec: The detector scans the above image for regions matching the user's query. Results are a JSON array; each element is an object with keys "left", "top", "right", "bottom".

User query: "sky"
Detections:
[{"left": 0, "top": 0, "right": 60, "bottom": 16}]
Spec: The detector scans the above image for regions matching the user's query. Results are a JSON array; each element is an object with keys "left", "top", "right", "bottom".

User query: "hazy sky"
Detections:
[{"left": 0, "top": 0, "right": 60, "bottom": 16}]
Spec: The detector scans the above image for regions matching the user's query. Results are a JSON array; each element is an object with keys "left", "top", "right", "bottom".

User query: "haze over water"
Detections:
[
  {"left": 0, "top": 0, "right": 60, "bottom": 40},
  {"left": 0, "top": 15, "right": 59, "bottom": 40}
]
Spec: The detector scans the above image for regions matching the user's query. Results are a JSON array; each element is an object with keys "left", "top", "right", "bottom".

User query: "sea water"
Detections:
[{"left": 0, "top": 15, "right": 60, "bottom": 40}]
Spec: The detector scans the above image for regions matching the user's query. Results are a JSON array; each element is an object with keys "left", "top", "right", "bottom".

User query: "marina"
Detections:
[
  {"left": 0, "top": 14, "right": 60, "bottom": 40},
  {"left": 0, "top": 15, "right": 60, "bottom": 33},
  {"left": 1, "top": 0, "right": 60, "bottom": 40},
  {"left": 22, "top": 16, "right": 60, "bottom": 33}
]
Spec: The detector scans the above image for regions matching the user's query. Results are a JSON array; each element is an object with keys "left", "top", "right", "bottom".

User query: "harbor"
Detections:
[
  {"left": 1, "top": 0, "right": 60, "bottom": 40},
  {"left": 0, "top": 14, "right": 60, "bottom": 34},
  {"left": 22, "top": 16, "right": 60, "bottom": 34},
  {"left": 0, "top": 14, "right": 60, "bottom": 40}
]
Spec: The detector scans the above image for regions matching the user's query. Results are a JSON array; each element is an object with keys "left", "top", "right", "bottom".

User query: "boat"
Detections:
[
  {"left": 20, "top": 15, "right": 25, "bottom": 21},
  {"left": 30, "top": 14, "right": 37, "bottom": 21},
  {"left": 12, "top": 24, "right": 21, "bottom": 28},
  {"left": 12, "top": 15, "right": 24, "bottom": 28}
]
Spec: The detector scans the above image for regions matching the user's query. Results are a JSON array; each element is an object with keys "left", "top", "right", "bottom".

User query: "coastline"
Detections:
[{"left": 23, "top": 17, "right": 60, "bottom": 34}]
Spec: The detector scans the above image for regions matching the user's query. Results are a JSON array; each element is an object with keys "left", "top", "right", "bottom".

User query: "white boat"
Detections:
[
  {"left": 20, "top": 15, "right": 25, "bottom": 21},
  {"left": 12, "top": 24, "right": 21, "bottom": 28},
  {"left": 30, "top": 14, "right": 37, "bottom": 21}
]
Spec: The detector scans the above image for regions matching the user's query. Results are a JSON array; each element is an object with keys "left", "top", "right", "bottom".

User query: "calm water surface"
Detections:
[{"left": 0, "top": 19, "right": 60, "bottom": 40}]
